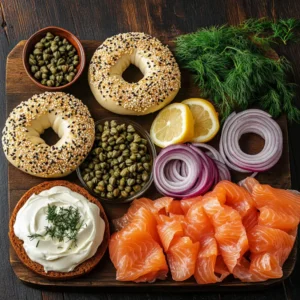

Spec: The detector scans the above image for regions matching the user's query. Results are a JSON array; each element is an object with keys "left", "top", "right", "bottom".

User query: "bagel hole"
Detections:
[
  {"left": 239, "top": 133, "right": 265, "bottom": 155},
  {"left": 40, "top": 127, "right": 60, "bottom": 146},
  {"left": 122, "top": 64, "right": 144, "bottom": 83}
]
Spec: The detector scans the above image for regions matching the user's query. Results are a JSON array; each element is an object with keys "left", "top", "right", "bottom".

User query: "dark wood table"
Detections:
[{"left": 1, "top": 0, "right": 300, "bottom": 299}]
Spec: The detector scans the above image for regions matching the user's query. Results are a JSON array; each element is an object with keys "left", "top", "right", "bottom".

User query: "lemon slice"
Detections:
[
  {"left": 182, "top": 98, "right": 219, "bottom": 143},
  {"left": 150, "top": 103, "right": 194, "bottom": 148}
]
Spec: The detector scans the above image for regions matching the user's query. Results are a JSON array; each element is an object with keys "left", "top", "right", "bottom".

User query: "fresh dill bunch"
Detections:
[
  {"left": 241, "top": 18, "right": 300, "bottom": 45},
  {"left": 175, "top": 20, "right": 300, "bottom": 122},
  {"left": 28, "top": 204, "right": 84, "bottom": 248}
]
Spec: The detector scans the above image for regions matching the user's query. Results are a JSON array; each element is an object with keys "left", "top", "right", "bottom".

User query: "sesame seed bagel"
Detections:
[
  {"left": 9, "top": 180, "right": 110, "bottom": 280},
  {"left": 88, "top": 32, "right": 181, "bottom": 115},
  {"left": 2, "top": 92, "right": 95, "bottom": 178}
]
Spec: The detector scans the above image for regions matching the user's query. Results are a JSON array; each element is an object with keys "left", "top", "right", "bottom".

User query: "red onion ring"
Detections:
[
  {"left": 219, "top": 109, "right": 283, "bottom": 173},
  {"left": 153, "top": 144, "right": 225, "bottom": 199}
]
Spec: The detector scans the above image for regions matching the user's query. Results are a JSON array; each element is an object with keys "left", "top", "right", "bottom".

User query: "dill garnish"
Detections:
[
  {"left": 28, "top": 204, "right": 84, "bottom": 248},
  {"left": 175, "top": 18, "right": 300, "bottom": 122}
]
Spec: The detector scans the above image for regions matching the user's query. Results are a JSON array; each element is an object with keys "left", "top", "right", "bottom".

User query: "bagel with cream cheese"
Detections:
[
  {"left": 88, "top": 32, "right": 181, "bottom": 115},
  {"left": 2, "top": 92, "right": 95, "bottom": 178}
]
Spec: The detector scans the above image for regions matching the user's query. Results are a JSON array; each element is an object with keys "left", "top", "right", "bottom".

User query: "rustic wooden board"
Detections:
[{"left": 6, "top": 40, "right": 296, "bottom": 289}]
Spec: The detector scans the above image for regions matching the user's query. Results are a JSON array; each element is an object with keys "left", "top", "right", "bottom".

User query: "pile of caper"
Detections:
[
  {"left": 28, "top": 32, "right": 79, "bottom": 87},
  {"left": 80, "top": 120, "right": 152, "bottom": 200}
]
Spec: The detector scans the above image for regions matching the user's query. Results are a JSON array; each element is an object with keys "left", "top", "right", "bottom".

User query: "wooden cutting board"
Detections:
[{"left": 6, "top": 40, "right": 296, "bottom": 290}]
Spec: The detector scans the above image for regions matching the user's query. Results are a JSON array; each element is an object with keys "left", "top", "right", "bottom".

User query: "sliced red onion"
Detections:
[
  {"left": 219, "top": 109, "right": 283, "bottom": 173},
  {"left": 192, "top": 143, "right": 225, "bottom": 163},
  {"left": 153, "top": 144, "right": 223, "bottom": 199}
]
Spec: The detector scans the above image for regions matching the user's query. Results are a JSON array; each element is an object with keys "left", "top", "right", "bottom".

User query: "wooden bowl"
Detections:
[{"left": 23, "top": 26, "right": 86, "bottom": 90}]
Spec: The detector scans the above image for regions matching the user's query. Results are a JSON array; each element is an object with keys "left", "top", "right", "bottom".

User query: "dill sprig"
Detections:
[
  {"left": 175, "top": 19, "right": 300, "bottom": 122},
  {"left": 28, "top": 204, "right": 84, "bottom": 248}
]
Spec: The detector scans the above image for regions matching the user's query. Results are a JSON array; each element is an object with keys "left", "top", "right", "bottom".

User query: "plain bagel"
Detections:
[
  {"left": 2, "top": 92, "right": 95, "bottom": 178},
  {"left": 88, "top": 32, "right": 181, "bottom": 115}
]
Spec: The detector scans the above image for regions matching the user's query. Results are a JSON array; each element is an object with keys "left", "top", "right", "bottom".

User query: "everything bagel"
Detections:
[
  {"left": 88, "top": 32, "right": 181, "bottom": 115},
  {"left": 2, "top": 92, "right": 95, "bottom": 178}
]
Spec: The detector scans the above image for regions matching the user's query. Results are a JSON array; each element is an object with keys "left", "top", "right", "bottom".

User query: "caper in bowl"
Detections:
[
  {"left": 77, "top": 117, "right": 156, "bottom": 203},
  {"left": 23, "top": 26, "right": 85, "bottom": 90}
]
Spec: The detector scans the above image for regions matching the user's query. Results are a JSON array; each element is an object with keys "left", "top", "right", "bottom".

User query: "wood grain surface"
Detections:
[
  {"left": 6, "top": 40, "right": 295, "bottom": 288},
  {"left": 1, "top": 0, "right": 300, "bottom": 299}
]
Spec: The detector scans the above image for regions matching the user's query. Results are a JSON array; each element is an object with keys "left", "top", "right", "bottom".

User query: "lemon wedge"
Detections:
[
  {"left": 182, "top": 98, "right": 219, "bottom": 143},
  {"left": 150, "top": 103, "right": 194, "bottom": 148}
]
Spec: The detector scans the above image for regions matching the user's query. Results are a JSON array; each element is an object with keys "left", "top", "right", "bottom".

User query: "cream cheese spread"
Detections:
[{"left": 14, "top": 186, "right": 105, "bottom": 273}]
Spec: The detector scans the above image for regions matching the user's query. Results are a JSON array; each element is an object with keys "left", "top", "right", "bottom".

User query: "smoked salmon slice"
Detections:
[
  {"left": 109, "top": 230, "right": 168, "bottom": 282},
  {"left": 180, "top": 196, "right": 202, "bottom": 215},
  {"left": 184, "top": 201, "right": 214, "bottom": 243},
  {"left": 214, "top": 180, "right": 254, "bottom": 217},
  {"left": 248, "top": 225, "right": 295, "bottom": 266},
  {"left": 258, "top": 207, "right": 299, "bottom": 232},
  {"left": 157, "top": 215, "right": 184, "bottom": 251},
  {"left": 167, "top": 236, "right": 199, "bottom": 281},
  {"left": 242, "top": 208, "right": 259, "bottom": 233},
  {"left": 202, "top": 195, "right": 249, "bottom": 272},
  {"left": 194, "top": 235, "right": 218, "bottom": 284}
]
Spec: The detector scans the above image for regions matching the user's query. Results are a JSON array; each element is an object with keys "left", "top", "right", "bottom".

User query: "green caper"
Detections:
[
  {"left": 68, "top": 49, "right": 76, "bottom": 57},
  {"left": 87, "top": 181, "right": 94, "bottom": 189},
  {"left": 51, "top": 45, "right": 58, "bottom": 52},
  {"left": 142, "top": 172, "right": 149, "bottom": 181},
  {"left": 37, "top": 60, "right": 45, "bottom": 66},
  {"left": 49, "top": 75, "right": 55, "bottom": 81},
  {"left": 59, "top": 46, "right": 66, "bottom": 53},
  {"left": 127, "top": 178, "right": 135, "bottom": 186},
  {"left": 62, "top": 38, "right": 68, "bottom": 44},
  {"left": 109, "top": 177, "right": 116, "bottom": 186},
  {"left": 57, "top": 58, "right": 65, "bottom": 65},
  {"left": 128, "top": 164, "right": 137, "bottom": 173},
  {"left": 125, "top": 159, "right": 133, "bottom": 166},
  {"left": 107, "top": 192, "right": 113, "bottom": 199},
  {"left": 121, "top": 191, "right": 128, "bottom": 198},
  {"left": 73, "top": 60, "right": 79, "bottom": 66},
  {"left": 35, "top": 42, "right": 44, "bottom": 49},
  {"left": 41, "top": 79, "right": 47, "bottom": 85},
  {"left": 127, "top": 125, "right": 135, "bottom": 133},
  {"left": 50, "top": 66, "right": 57, "bottom": 74},
  {"left": 110, "top": 127, "right": 117, "bottom": 135},
  {"left": 113, "top": 189, "right": 120, "bottom": 197},
  {"left": 29, "top": 58, "right": 37, "bottom": 66},
  {"left": 56, "top": 75, "right": 63, "bottom": 83},
  {"left": 33, "top": 48, "right": 43, "bottom": 55},
  {"left": 143, "top": 163, "right": 151, "bottom": 171},
  {"left": 120, "top": 168, "right": 129, "bottom": 177},
  {"left": 118, "top": 144, "right": 125, "bottom": 151},
  {"left": 95, "top": 185, "right": 105, "bottom": 192},
  {"left": 133, "top": 185, "right": 141, "bottom": 192},
  {"left": 119, "top": 178, "right": 126, "bottom": 186},
  {"left": 54, "top": 36, "right": 60, "bottom": 42},
  {"left": 34, "top": 71, "right": 41, "bottom": 79},
  {"left": 126, "top": 134, "right": 133, "bottom": 142},
  {"left": 125, "top": 186, "right": 131, "bottom": 193},
  {"left": 133, "top": 134, "right": 141, "bottom": 143},
  {"left": 61, "top": 65, "right": 68, "bottom": 73},
  {"left": 31, "top": 65, "right": 39, "bottom": 73},
  {"left": 107, "top": 184, "right": 113, "bottom": 192},
  {"left": 66, "top": 75, "right": 74, "bottom": 82},
  {"left": 39, "top": 66, "right": 48, "bottom": 73},
  {"left": 68, "top": 65, "right": 74, "bottom": 72},
  {"left": 83, "top": 174, "right": 90, "bottom": 181},
  {"left": 41, "top": 73, "right": 48, "bottom": 79},
  {"left": 99, "top": 153, "right": 106, "bottom": 161},
  {"left": 66, "top": 44, "right": 73, "bottom": 51},
  {"left": 46, "top": 80, "right": 54, "bottom": 87},
  {"left": 123, "top": 149, "right": 130, "bottom": 157},
  {"left": 53, "top": 51, "right": 61, "bottom": 59},
  {"left": 113, "top": 170, "right": 120, "bottom": 178},
  {"left": 46, "top": 32, "right": 54, "bottom": 39}
]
